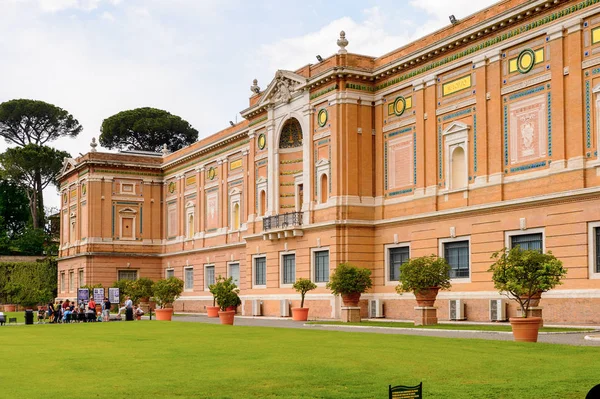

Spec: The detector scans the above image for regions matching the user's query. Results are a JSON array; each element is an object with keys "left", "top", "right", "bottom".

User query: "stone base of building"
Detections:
[
  {"left": 414, "top": 306, "right": 437, "bottom": 326},
  {"left": 341, "top": 307, "right": 361, "bottom": 323},
  {"left": 518, "top": 306, "right": 543, "bottom": 327}
]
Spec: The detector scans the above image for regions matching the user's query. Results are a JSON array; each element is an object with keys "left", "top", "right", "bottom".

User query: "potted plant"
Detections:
[
  {"left": 291, "top": 278, "right": 317, "bottom": 321},
  {"left": 489, "top": 247, "right": 567, "bottom": 342},
  {"left": 326, "top": 263, "right": 372, "bottom": 306},
  {"left": 152, "top": 277, "right": 184, "bottom": 321},
  {"left": 131, "top": 277, "right": 154, "bottom": 303},
  {"left": 395, "top": 255, "right": 452, "bottom": 306},
  {"left": 210, "top": 276, "right": 240, "bottom": 325},
  {"left": 206, "top": 283, "right": 221, "bottom": 318}
]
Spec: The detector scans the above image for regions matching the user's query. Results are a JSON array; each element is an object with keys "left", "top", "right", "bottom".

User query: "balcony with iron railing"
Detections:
[{"left": 262, "top": 212, "right": 304, "bottom": 240}]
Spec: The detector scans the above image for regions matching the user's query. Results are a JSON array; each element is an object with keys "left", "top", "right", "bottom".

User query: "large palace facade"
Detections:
[{"left": 58, "top": 0, "right": 600, "bottom": 324}]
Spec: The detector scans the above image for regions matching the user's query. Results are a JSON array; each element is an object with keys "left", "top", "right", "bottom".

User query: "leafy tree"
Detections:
[
  {"left": 0, "top": 178, "right": 30, "bottom": 239},
  {"left": 0, "top": 99, "right": 82, "bottom": 229},
  {"left": 13, "top": 227, "right": 47, "bottom": 256},
  {"left": 0, "top": 99, "right": 82, "bottom": 147},
  {"left": 0, "top": 144, "right": 70, "bottom": 228},
  {"left": 100, "top": 107, "right": 198, "bottom": 153}
]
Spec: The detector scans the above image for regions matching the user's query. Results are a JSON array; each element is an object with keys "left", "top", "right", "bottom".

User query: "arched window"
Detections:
[
  {"left": 259, "top": 190, "right": 266, "bottom": 216},
  {"left": 278, "top": 118, "right": 303, "bottom": 149},
  {"left": 320, "top": 174, "right": 328, "bottom": 204},
  {"left": 233, "top": 203, "right": 240, "bottom": 230},
  {"left": 451, "top": 146, "right": 467, "bottom": 190}
]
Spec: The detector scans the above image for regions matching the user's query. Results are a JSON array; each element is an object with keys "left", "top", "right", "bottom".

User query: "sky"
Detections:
[{"left": 0, "top": 0, "right": 498, "bottom": 209}]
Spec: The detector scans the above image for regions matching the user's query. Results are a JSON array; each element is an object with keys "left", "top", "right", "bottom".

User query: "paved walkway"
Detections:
[{"left": 174, "top": 314, "right": 600, "bottom": 347}]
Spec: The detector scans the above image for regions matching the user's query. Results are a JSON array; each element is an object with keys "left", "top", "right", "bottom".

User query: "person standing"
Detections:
[
  {"left": 88, "top": 298, "right": 96, "bottom": 313},
  {"left": 118, "top": 296, "right": 133, "bottom": 317},
  {"left": 102, "top": 297, "right": 111, "bottom": 322},
  {"left": 47, "top": 301, "right": 55, "bottom": 323}
]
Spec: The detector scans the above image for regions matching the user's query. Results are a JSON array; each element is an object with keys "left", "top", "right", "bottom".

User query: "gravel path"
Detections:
[{"left": 173, "top": 314, "right": 600, "bottom": 347}]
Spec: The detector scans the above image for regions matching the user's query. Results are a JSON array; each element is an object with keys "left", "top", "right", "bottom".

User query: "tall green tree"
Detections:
[
  {"left": 0, "top": 178, "right": 30, "bottom": 239},
  {"left": 0, "top": 99, "right": 82, "bottom": 228},
  {"left": 0, "top": 144, "right": 70, "bottom": 228},
  {"left": 100, "top": 107, "right": 198, "bottom": 153}
]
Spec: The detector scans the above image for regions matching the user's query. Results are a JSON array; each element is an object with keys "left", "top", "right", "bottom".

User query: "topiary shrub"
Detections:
[
  {"left": 396, "top": 255, "right": 451, "bottom": 295},
  {"left": 292, "top": 278, "right": 317, "bottom": 308},
  {"left": 326, "top": 263, "right": 372, "bottom": 296},
  {"left": 152, "top": 277, "right": 184, "bottom": 309}
]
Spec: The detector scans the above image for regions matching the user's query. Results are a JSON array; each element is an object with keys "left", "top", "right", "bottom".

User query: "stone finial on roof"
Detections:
[
  {"left": 250, "top": 79, "right": 260, "bottom": 94},
  {"left": 161, "top": 143, "right": 170, "bottom": 156},
  {"left": 90, "top": 137, "right": 97, "bottom": 152},
  {"left": 337, "top": 30, "right": 348, "bottom": 54}
]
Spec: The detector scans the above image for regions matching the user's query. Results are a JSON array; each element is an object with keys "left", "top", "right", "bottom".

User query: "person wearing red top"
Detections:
[
  {"left": 88, "top": 299, "right": 96, "bottom": 312},
  {"left": 62, "top": 300, "right": 70, "bottom": 310}
]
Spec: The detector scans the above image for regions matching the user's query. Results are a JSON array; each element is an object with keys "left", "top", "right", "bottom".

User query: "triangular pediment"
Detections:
[
  {"left": 315, "top": 158, "right": 330, "bottom": 167},
  {"left": 259, "top": 70, "right": 308, "bottom": 107},
  {"left": 60, "top": 158, "right": 78, "bottom": 175},
  {"left": 442, "top": 121, "right": 470, "bottom": 136}
]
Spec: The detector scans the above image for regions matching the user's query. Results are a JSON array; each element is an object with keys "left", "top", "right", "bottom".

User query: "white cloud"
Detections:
[
  {"left": 101, "top": 10, "right": 114, "bottom": 21},
  {"left": 37, "top": 0, "right": 113, "bottom": 12}
]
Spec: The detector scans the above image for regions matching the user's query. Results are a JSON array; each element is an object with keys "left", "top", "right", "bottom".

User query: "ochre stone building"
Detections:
[{"left": 58, "top": 0, "right": 600, "bottom": 324}]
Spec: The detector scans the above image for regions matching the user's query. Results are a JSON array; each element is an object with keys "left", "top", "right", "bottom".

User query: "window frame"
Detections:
[
  {"left": 504, "top": 228, "right": 545, "bottom": 253},
  {"left": 78, "top": 268, "right": 84, "bottom": 288},
  {"left": 252, "top": 255, "right": 267, "bottom": 289},
  {"left": 588, "top": 222, "right": 600, "bottom": 279},
  {"left": 439, "top": 236, "right": 471, "bottom": 283},
  {"left": 184, "top": 266, "right": 194, "bottom": 291},
  {"left": 117, "top": 270, "right": 138, "bottom": 281},
  {"left": 227, "top": 261, "right": 241, "bottom": 288},
  {"left": 69, "top": 270, "right": 74, "bottom": 292},
  {"left": 60, "top": 272, "right": 65, "bottom": 293},
  {"left": 311, "top": 247, "right": 330, "bottom": 286},
  {"left": 203, "top": 264, "right": 215, "bottom": 291},
  {"left": 384, "top": 243, "right": 411, "bottom": 285},
  {"left": 280, "top": 251, "right": 296, "bottom": 288},
  {"left": 165, "top": 268, "right": 175, "bottom": 279}
]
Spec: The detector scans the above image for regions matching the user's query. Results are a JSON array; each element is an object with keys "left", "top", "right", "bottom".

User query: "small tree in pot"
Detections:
[
  {"left": 152, "top": 277, "right": 184, "bottom": 321},
  {"left": 326, "top": 263, "right": 372, "bottom": 306},
  {"left": 489, "top": 247, "right": 566, "bottom": 342},
  {"left": 291, "top": 278, "right": 317, "bottom": 321},
  {"left": 396, "top": 255, "right": 452, "bottom": 307},
  {"left": 206, "top": 282, "right": 220, "bottom": 318},
  {"left": 211, "top": 276, "right": 240, "bottom": 325},
  {"left": 130, "top": 277, "right": 154, "bottom": 304}
]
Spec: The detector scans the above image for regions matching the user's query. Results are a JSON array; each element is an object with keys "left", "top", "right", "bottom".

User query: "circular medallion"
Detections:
[
  {"left": 208, "top": 167, "right": 216, "bottom": 181},
  {"left": 257, "top": 133, "right": 266, "bottom": 150},
  {"left": 81, "top": 184, "right": 87, "bottom": 196},
  {"left": 517, "top": 49, "right": 535, "bottom": 74},
  {"left": 317, "top": 109, "right": 328, "bottom": 127},
  {"left": 168, "top": 181, "right": 176, "bottom": 194},
  {"left": 393, "top": 96, "right": 406, "bottom": 116}
]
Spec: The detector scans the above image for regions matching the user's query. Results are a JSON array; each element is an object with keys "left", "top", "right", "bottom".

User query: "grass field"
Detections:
[
  {"left": 0, "top": 321, "right": 598, "bottom": 398},
  {"left": 307, "top": 320, "right": 595, "bottom": 333}
]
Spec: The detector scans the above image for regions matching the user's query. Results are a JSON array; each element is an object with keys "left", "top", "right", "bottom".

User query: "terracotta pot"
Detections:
[
  {"left": 218, "top": 310, "right": 235, "bottom": 325},
  {"left": 155, "top": 308, "right": 174, "bottom": 321},
  {"left": 226, "top": 306, "right": 237, "bottom": 313},
  {"left": 341, "top": 293, "right": 361, "bottom": 307},
  {"left": 292, "top": 307, "right": 309, "bottom": 321},
  {"left": 520, "top": 291, "right": 543, "bottom": 307},
  {"left": 3, "top": 304, "right": 16, "bottom": 312},
  {"left": 414, "top": 287, "right": 440, "bottom": 307},
  {"left": 206, "top": 306, "right": 220, "bottom": 318},
  {"left": 510, "top": 317, "right": 542, "bottom": 342}
]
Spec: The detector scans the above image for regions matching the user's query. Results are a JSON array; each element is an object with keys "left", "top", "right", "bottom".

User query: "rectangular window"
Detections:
[
  {"left": 184, "top": 267, "right": 194, "bottom": 290},
  {"left": 282, "top": 254, "right": 296, "bottom": 285},
  {"left": 69, "top": 271, "right": 74, "bottom": 292},
  {"left": 389, "top": 246, "right": 410, "bottom": 281},
  {"left": 60, "top": 272, "right": 65, "bottom": 293},
  {"left": 444, "top": 241, "right": 470, "bottom": 279},
  {"left": 314, "top": 250, "right": 329, "bottom": 283},
  {"left": 254, "top": 257, "right": 266, "bottom": 286},
  {"left": 117, "top": 270, "right": 138, "bottom": 281},
  {"left": 510, "top": 233, "right": 543, "bottom": 252},
  {"left": 229, "top": 263, "right": 240, "bottom": 287},
  {"left": 595, "top": 227, "right": 600, "bottom": 274},
  {"left": 204, "top": 265, "right": 215, "bottom": 289},
  {"left": 78, "top": 269, "right": 84, "bottom": 288},
  {"left": 166, "top": 269, "right": 174, "bottom": 279}
]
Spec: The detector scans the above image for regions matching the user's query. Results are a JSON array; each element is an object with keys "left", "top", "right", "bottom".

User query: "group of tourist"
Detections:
[{"left": 40, "top": 296, "right": 145, "bottom": 323}]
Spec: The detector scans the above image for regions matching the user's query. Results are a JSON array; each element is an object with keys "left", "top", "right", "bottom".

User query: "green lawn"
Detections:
[
  {"left": 307, "top": 320, "right": 595, "bottom": 333},
  {"left": 0, "top": 321, "right": 598, "bottom": 398}
]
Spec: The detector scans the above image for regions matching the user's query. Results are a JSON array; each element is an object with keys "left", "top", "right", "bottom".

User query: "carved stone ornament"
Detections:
[
  {"left": 90, "top": 137, "right": 98, "bottom": 153},
  {"left": 273, "top": 71, "right": 293, "bottom": 103},
  {"left": 337, "top": 30, "right": 348, "bottom": 54},
  {"left": 250, "top": 79, "right": 261, "bottom": 94}
]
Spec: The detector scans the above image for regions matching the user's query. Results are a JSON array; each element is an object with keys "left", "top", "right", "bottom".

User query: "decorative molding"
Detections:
[{"left": 500, "top": 72, "right": 551, "bottom": 96}]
